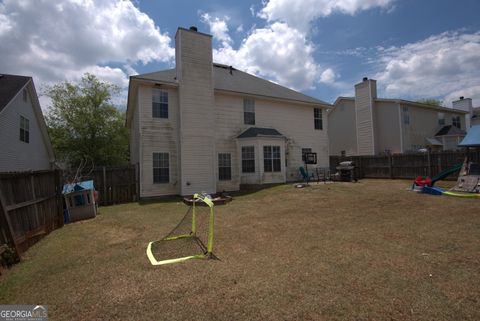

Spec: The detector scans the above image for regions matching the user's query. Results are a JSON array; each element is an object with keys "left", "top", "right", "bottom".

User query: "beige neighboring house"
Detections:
[
  {"left": 328, "top": 77, "right": 468, "bottom": 156},
  {"left": 0, "top": 74, "right": 55, "bottom": 172},
  {"left": 126, "top": 27, "right": 331, "bottom": 197}
]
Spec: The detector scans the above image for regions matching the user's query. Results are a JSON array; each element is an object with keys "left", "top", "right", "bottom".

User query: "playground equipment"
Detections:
[
  {"left": 146, "top": 193, "right": 231, "bottom": 266},
  {"left": 413, "top": 163, "right": 463, "bottom": 187},
  {"left": 414, "top": 125, "right": 480, "bottom": 197}
]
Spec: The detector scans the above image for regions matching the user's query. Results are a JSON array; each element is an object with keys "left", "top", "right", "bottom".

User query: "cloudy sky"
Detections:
[{"left": 1, "top": 0, "right": 480, "bottom": 109}]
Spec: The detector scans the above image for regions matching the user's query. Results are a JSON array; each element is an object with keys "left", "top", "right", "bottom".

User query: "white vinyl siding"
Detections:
[{"left": 0, "top": 83, "right": 51, "bottom": 172}]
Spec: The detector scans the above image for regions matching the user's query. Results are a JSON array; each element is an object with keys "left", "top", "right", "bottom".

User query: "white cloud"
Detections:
[
  {"left": 200, "top": 13, "right": 233, "bottom": 47},
  {"left": 259, "top": 0, "right": 395, "bottom": 32},
  {"left": 0, "top": 0, "right": 174, "bottom": 108},
  {"left": 209, "top": 21, "right": 327, "bottom": 90},
  {"left": 375, "top": 31, "right": 480, "bottom": 106}
]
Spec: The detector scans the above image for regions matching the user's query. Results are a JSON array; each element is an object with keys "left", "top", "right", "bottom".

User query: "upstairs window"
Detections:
[
  {"left": 153, "top": 152, "right": 169, "bottom": 183},
  {"left": 243, "top": 98, "right": 255, "bottom": 125},
  {"left": 452, "top": 116, "right": 461, "bottom": 129},
  {"left": 402, "top": 107, "right": 410, "bottom": 125},
  {"left": 22, "top": 89, "right": 28, "bottom": 102},
  {"left": 152, "top": 88, "right": 168, "bottom": 119},
  {"left": 218, "top": 153, "right": 232, "bottom": 181},
  {"left": 264, "top": 146, "right": 281, "bottom": 172},
  {"left": 241, "top": 146, "right": 255, "bottom": 173},
  {"left": 438, "top": 112, "right": 445, "bottom": 126},
  {"left": 314, "top": 108, "right": 323, "bottom": 130},
  {"left": 19, "top": 116, "right": 29, "bottom": 143}
]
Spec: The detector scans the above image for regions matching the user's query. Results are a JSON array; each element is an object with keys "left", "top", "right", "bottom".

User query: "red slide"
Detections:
[{"left": 414, "top": 176, "right": 432, "bottom": 187}]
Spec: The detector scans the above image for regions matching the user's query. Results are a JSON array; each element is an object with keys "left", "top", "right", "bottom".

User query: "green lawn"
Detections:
[{"left": 1, "top": 180, "right": 479, "bottom": 320}]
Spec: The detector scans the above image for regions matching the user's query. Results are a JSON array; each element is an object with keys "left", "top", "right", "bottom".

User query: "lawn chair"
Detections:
[{"left": 299, "top": 166, "right": 315, "bottom": 183}]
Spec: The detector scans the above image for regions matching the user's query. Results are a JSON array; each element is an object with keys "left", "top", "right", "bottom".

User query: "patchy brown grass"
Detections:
[{"left": 1, "top": 179, "right": 479, "bottom": 320}]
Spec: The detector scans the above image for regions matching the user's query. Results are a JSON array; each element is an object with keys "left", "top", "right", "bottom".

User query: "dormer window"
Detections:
[
  {"left": 243, "top": 98, "right": 255, "bottom": 125},
  {"left": 152, "top": 88, "right": 168, "bottom": 118}
]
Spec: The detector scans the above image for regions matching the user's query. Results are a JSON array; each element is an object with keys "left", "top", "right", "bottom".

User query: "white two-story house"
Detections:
[
  {"left": 126, "top": 26, "right": 331, "bottom": 197},
  {"left": 0, "top": 74, "right": 55, "bottom": 172}
]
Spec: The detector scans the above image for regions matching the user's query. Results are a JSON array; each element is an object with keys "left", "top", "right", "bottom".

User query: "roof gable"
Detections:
[
  {"left": 0, "top": 74, "right": 30, "bottom": 113},
  {"left": 435, "top": 125, "right": 466, "bottom": 136}
]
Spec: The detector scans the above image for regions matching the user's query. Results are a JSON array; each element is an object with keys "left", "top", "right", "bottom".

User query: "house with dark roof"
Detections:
[
  {"left": 126, "top": 27, "right": 331, "bottom": 196},
  {"left": 0, "top": 74, "right": 54, "bottom": 172},
  {"left": 328, "top": 77, "right": 468, "bottom": 156}
]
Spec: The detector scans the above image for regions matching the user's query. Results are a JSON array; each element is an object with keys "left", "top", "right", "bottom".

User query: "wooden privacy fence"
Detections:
[
  {"left": 63, "top": 165, "right": 138, "bottom": 206},
  {"left": 330, "top": 150, "right": 480, "bottom": 180},
  {"left": 0, "top": 170, "right": 63, "bottom": 255},
  {"left": 0, "top": 165, "right": 138, "bottom": 255}
]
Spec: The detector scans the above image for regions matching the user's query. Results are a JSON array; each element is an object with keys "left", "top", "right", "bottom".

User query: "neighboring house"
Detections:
[
  {"left": 472, "top": 106, "right": 480, "bottom": 126},
  {"left": 328, "top": 77, "right": 468, "bottom": 156},
  {"left": 0, "top": 74, "right": 55, "bottom": 172},
  {"left": 126, "top": 26, "right": 331, "bottom": 197}
]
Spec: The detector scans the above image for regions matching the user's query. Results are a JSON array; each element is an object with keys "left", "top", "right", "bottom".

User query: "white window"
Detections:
[
  {"left": 402, "top": 107, "right": 410, "bottom": 125},
  {"left": 20, "top": 115, "right": 29, "bottom": 143},
  {"left": 264, "top": 146, "right": 281, "bottom": 172},
  {"left": 438, "top": 112, "right": 445, "bottom": 126},
  {"left": 218, "top": 153, "right": 232, "bottom": 180},
  {"left": 153, "top": 152, "right": 169, "bottom": 183},
  {"left": 241, "top": 146, "right": 255, "bottom": 173},
  {"left": 152, "top": 88, "right": 168, "bottom": 118},
  {"left": 452, "top": 116, "right": 461, "bottom": 129},
  {"left": 314, "top": 108, "right": 323, "bottom": 130},
  {"left": 243, "top": 99, "right": 255, "bottom": 125}
]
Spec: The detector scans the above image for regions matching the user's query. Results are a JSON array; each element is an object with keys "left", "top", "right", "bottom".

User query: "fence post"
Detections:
[
  {"left": 103, "top": 166, "right": 107, "bottom": 206},
  {"left": 388, "top": 154, "right": 393, "bottom": 179},
  {"left": 427, "top": 150, "right": 432, "bottom": 177}
]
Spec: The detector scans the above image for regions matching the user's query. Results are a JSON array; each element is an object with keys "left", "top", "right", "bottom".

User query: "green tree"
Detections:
[
  {"left": 416, "top": 98, "right": 443, "bottom": 106},
  {"left": 45, "top": 73, "right": 128, "bottom": 167}
]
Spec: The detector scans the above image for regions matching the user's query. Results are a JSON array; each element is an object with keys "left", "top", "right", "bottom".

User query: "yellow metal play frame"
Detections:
[{"left": 146, "top": 193, "right": 215, "bottom": 266}]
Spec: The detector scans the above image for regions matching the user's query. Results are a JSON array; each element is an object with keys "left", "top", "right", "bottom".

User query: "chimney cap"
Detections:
[
  {"left": 189, "top": 26, "right": 198, "bottom": 32},
  {"left": 460, "top": 96, "right": 464, "bottom": 100},
  {"left": 363, "top": 77, "right": 368, "bottom": 82}
]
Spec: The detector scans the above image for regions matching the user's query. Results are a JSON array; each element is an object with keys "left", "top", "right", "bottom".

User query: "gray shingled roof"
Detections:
[
  {"left": 435, "top": 125, "right": 466, "bottom": 136},
  {"left": 237, "top": 127, "right": 284, "bottom": 138},
  {"left": 131, "top": 64, "right": 328, "bottom": 105},
  {"left": 0, "top": 74, "right": 30, "bottom": 112}
]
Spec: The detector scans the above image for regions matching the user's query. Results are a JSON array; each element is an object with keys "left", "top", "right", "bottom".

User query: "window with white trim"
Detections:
[
  {"left": 243, "top": 98, "right": 255, "bottom": 125},
  {"left": 152, "top": 88, "right": 168, "bottom": 118},
  {"left": 314, "top": 108, "right": 323, "bottom": 130},
  {"left": 218, "top": 153, "right": 232, "bottom": 180},
  {"left": 438, "top": 112, "right": 445, "bottom": 126},
  {"left": 153, "top": 152, "right": 169, "bottom": 183},
  {"left": 264, "top": 146, "right": 281, "bottom": 172},
  {"left": 19, "top": 115, "right": 29, "bottom": 143},
  {"left": 241, "top": 146, "right": 255, "bottom": 173},
  {"left": 452, "top": 116, "right": 461, "bottom": 129},
  {"left": 402, "top": 107, "right": 410, "bottom": 125}
]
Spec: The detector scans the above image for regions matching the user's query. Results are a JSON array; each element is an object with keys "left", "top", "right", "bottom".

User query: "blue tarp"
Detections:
[
  {"left": 459, "top": 125, "right": 480, "bottom": 147},
  {"left": 62, "top": 180, "right": 94, "bottom": 194}
]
